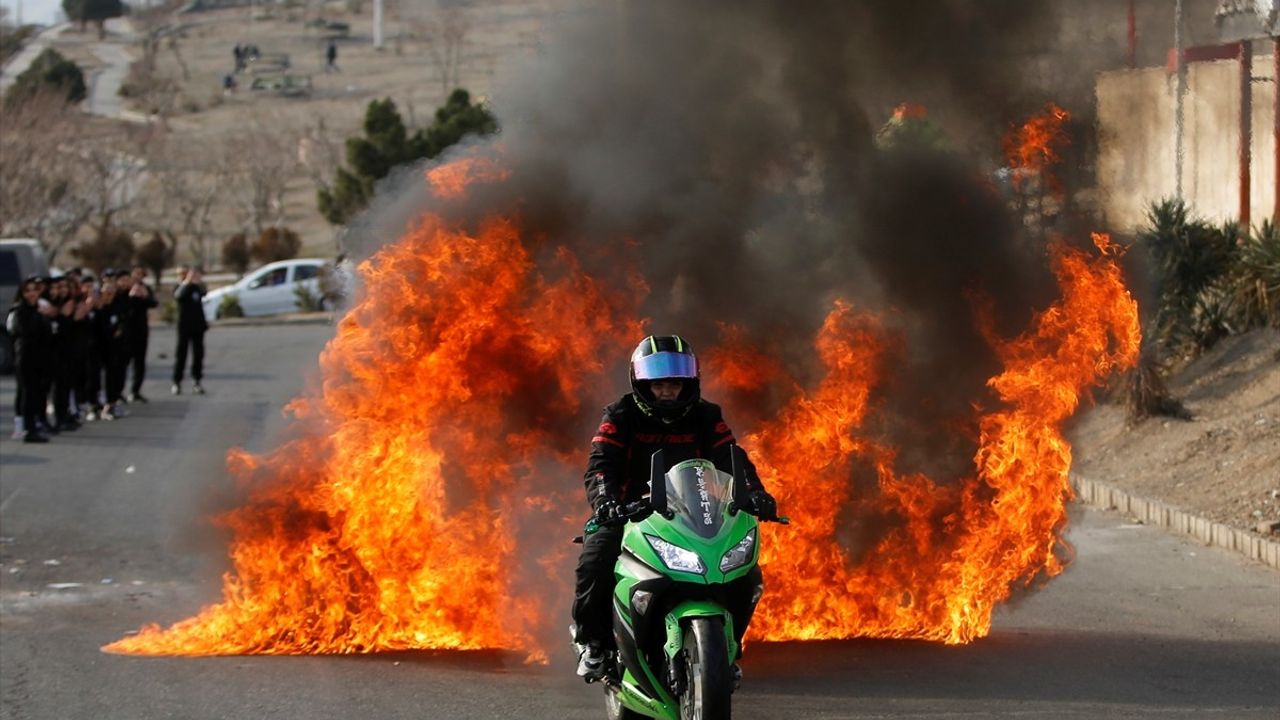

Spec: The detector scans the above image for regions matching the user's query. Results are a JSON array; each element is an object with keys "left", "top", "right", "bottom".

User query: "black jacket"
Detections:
[
  {"left": 126, "top": 284, "right": 158, "bottom": 338},
  {"left": 6, "top": 302, "right": 51, "bottom": 364},
  {"left": 174, "top": 282, "right": 208, "bottom": 333},
  {"left": 584, "top": 395, "right": 764, "bottom": 511}
]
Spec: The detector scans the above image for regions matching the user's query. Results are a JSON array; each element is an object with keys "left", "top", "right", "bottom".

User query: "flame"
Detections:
[
  {"left": 104, "top": 181, "right": 643, "bottom": 658},
  {"left": 748, "top": 232, "right": 1139, "bottom": 643},
  {"left": 104, "top": 151, "right": 1138, "bottom": 657},
  {"left": 891, "top": 102, "right": 929, "bottom": 121},
  {"left": 1003, "top": 103, "right": 1071, "bottom": 195},
  {"left": 426, "top": 156, "right": 510, "bottom": 199}
]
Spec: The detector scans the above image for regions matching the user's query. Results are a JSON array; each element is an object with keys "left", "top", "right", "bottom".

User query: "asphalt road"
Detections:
[{"left": 2, "top": 323, "right": 1277, "bottom": 720}]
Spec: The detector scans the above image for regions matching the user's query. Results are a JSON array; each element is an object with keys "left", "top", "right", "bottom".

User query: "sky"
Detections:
[{"left": 1, "top": 0, "right": 64, "bottom": 26}]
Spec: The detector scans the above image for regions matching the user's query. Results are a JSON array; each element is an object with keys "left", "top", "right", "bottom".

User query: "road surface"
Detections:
[{"left": 2, "top": 322, "right": 1277, "bottom": 719}]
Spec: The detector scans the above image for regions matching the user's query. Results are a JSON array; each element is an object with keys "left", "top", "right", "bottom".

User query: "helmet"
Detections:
[{"left": 630, "top": 335, "right": 700, "bottom": 420}]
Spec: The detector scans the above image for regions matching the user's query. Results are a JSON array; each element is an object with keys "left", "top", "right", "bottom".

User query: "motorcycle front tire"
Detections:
[{"left": 679, "top": 617, "right": 731, "bottom": 720}]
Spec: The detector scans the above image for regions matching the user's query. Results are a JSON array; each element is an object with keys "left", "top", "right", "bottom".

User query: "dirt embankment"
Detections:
[{"left": 1069, "top": 329, "right": 1280, "bottom": 536}]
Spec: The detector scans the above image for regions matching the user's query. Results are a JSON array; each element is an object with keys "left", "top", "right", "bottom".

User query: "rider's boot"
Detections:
[
  {"left": 576, "top": 643, "right": 606, "bottom": 681},
  {"left": 731, "top": 663, "right": 742, "bottom": 691}
]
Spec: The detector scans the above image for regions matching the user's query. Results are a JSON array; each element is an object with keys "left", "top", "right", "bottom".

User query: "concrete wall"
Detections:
[{"left": 1097, "top": 48, "right": 1276, "bottom": 230}]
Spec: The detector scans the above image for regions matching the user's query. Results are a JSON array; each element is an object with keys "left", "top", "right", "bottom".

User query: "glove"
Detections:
[
  {"left": 746, "top": 489, "right": 778, "bottom": 520},
  {"left": 593, "top": 497, "right": 623, "bottom": 525}
]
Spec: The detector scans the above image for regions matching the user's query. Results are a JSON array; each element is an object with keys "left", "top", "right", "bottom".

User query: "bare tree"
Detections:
[
  {"left": 0, "top": 91, "right": 95, "bottom": 263},
  {"left": 132, "top": 134, "right": 229, "bottom": 267},
  {"left": 78, "top": 123, "right": 157, "bottom": 244},
  {"left": 405, "top": 1, "right": 471, "bottom": 98},
  {"left": 222, "top": 118, "right": 299, "bottom": 237}
]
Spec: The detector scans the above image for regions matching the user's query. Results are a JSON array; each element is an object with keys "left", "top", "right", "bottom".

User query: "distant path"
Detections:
[{"left": 0, "top": 17, "right": 146, "bottom": 122}]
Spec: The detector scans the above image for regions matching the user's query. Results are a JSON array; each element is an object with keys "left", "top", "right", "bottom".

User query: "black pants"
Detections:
[
  {"left": 173, "top": 328, "right": 204, "bottom": 383},
  {"left": 15, "top": 358, "right": 42, "bottom": 434},
  {"left": 52, "top": 352, "right": 74, "bottom": 423},
  {"left": 572, "top": 525, "right": 624, "bottom": 647},
  {"left": 104, "top": 344, "right": 128, "bottom": 404},
  {"left": 129, "top": 332, "right": 148, "bottom": 395},
  {"left": 82, "top": 345, "right": 102, "bottom": 409}
]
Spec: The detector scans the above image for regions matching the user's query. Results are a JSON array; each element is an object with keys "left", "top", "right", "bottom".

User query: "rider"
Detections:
[{"left": 572, "top": 334, "right": 777, "bottom": 679}]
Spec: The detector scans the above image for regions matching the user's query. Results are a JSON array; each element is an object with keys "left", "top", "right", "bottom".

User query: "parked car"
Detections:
[
  {"left": 202, "top": 258, "right": 329, "bottom": 322},
  {"left": 0, "top": 239, "right": 50, "bottom": 373}
]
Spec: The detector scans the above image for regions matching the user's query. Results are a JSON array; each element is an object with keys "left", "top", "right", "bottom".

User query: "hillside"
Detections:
[{"left": 1069, "top": 329, "right": 1280, "bottom": 537}]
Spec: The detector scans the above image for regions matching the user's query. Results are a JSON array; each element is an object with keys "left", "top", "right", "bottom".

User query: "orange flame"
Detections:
[
  {"left": 748, "top": 233, "right": 1138, "bottom": 643},
  {"left": 103, "top": 155, "right": 1138, "bottom": 657},
  {"left": 1003, "top": 103, "right": 1071, "bottom": 195},
  {"left": 104, "top": 194, "right": 643, "bottom": 658}
]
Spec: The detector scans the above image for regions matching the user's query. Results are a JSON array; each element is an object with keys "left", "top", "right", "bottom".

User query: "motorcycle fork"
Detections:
[{"left": 661, "top": 603, "right": 738, "bottom": 695}]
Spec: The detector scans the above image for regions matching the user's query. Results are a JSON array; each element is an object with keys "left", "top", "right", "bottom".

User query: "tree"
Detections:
[
  {"left": 222, "top": 233, "right": 250, "bottom": 275},
  {"left": 318, "top": 90, "right": 497, "bottom": 225},
  {"left": 62, "top": 0, "right": 125, "bottom": 39},
  {"left": 251, "top": 227, "right": 301, "bottom": 264},
  {"left": 405, "top": 0, "right": 471, "bottom": 97},
  {"left": 5, "top": 48, "right": 86, "bottom": 106},
  {"left": 224, "top": 118, "right": 298, "bottom": 237},
  {"left": 137, "top": 134, "right": 228, "bottom": 268},
  {"left": 0, "top": 89, "right": 105, "bottom": 265}
]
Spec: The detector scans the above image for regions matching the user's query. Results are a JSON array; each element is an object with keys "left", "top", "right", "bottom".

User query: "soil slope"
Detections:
[{"left": 1069, "top": 329, "right": 1280, "bottom": 537}]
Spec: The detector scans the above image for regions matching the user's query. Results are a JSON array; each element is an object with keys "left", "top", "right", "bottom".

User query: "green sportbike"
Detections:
[{"left": 574, "top": 447, "right": 788, "bottom": 720}]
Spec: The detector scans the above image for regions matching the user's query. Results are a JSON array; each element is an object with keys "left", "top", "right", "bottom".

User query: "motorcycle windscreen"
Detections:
[{"left": 664, "top": 459, "right": 732, "bottom": 539}]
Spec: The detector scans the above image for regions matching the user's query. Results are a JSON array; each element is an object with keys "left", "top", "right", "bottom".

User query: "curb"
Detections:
[{"left": 1071, "top": 474, "right": 1280, "bottom": 571}]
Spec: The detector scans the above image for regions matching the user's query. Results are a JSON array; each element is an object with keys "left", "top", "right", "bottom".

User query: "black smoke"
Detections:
[{"left": 349, "top": 0, "right": 1067, "bottom": 486}]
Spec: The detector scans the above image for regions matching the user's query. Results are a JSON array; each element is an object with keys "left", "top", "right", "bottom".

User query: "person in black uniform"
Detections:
[
  {"left": 172, "top": 265, "right": 208, "bottom": 395},
  {"left": 124, "top": 266, "right": 158, "bottom": 403},
  {"left": 6, "top": 276, "right": 56, "bottom": 443},
  {"left": 570, "top": 335, "right": 777, "bottom": 680},
  {"left": 97, "top": 270, "right": 133, "bottom": 419},
  {"left": 47, "top": 276, "right": 80, "bottom": 431}
]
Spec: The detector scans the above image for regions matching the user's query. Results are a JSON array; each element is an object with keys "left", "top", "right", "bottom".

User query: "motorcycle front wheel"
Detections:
[{"left": 679, "top": 617, "right": 731, "bottom": 720}]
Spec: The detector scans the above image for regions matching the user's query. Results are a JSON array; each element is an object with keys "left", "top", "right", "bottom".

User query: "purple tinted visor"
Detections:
[{"left": 633, "top": 352, "right": 698, "bottom": 381}]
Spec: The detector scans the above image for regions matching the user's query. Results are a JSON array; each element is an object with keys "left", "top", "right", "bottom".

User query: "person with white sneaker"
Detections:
[{"left": 171, "top": 265, "right": 208, "bottom": 396}]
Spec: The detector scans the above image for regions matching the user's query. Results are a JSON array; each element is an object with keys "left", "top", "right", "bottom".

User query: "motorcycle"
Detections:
[{"left": 573, "top": 446, "right": 787, "bottom": 720}]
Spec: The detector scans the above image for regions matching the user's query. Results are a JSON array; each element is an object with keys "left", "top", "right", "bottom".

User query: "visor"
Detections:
[{"left": 633, "top": 352, "right": 698, "bottom": 381}]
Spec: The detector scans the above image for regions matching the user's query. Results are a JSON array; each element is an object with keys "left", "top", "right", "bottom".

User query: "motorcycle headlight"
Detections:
[
  {"left": 645, "top": 535, "right": 706, "bottom": 575},
  {"left": 719, "top": 528, "right": 757, "bottom": 572}
]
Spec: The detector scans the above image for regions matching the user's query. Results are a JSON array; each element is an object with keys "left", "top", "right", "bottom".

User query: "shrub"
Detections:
[
  {"left": 72, "top": 228, "right": 136, "bottom": 274},
  {"left": 134, "top": 231, "right": 173, "bottom": 285},
  {"left": 217, "top": 293, "right": 244, "bottom": 319},
  {"left": 251, "top": 226, "right": 301, "bottom": 264},
  {"left": 5, "top": 48, "right": 86, "bottom": 107},
  {"left": 1138, "top": 199, "right": 1240, "bottom": 358},
  {"left": 221, "top": 233, "right": 250, "bottom": 275},
  {"left": 158, "top": 298, "right": 177, "bottom": 324}
]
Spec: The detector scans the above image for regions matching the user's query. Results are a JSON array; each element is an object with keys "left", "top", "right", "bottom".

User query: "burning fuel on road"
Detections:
[{"left": 103, "top": 1, "right": 1140, "bottom": 658}]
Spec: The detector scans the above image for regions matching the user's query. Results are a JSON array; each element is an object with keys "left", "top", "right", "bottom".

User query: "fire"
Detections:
[
  {"left": 103, "top": 152, "right": 1138, "bottom": 657},
  {"left": 1003, "top": 103, "right": 1071, "bottom": 195},
  {"left": 747, "top": 233, "right": 1139, "bottom": 643},
  {"left": 104, "top": 176, "right": 643, "bottom": 658},
  {"left": 426, "top": 156, "right": 509, "bottom": 199}
]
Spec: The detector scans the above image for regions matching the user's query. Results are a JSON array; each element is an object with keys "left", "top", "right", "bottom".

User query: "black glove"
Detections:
[
  {"left": 746, "top": 489, "right": 778, "bottom": 520},
  {"left": 593, "top": 497, "right": 623, "bottom": 525}
]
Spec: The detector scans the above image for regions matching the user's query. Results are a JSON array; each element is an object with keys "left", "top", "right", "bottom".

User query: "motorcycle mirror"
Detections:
[{"left": 649, "top": 449, "right": 666, "bottom": 516}]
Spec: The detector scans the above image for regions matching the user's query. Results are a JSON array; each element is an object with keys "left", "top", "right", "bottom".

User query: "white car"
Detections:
[{"left": 203, "top": 258, "right": 329, "bottom": 322}]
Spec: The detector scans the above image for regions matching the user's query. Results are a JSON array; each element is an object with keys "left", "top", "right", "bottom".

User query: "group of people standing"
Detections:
[{"left": 5, "top": 265, "right": 209, "bottom": 444}]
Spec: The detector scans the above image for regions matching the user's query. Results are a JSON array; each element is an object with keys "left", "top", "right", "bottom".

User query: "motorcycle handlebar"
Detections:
[{"left": 574, "top": 502, "right": 789, "bottom": 543}]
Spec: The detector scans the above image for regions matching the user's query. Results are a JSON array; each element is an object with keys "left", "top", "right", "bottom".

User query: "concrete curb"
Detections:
[{"left": 1072, "top": 474, "right": 1280, "bottom": 571}]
